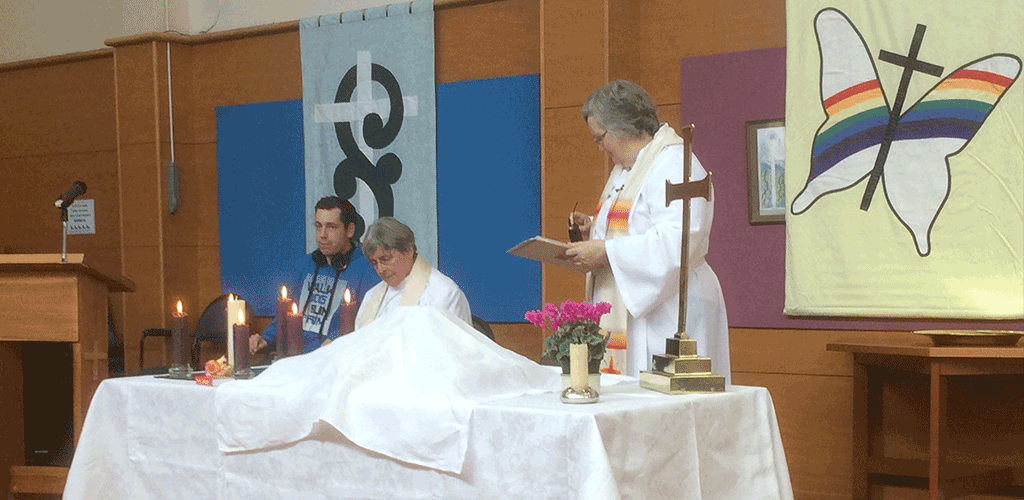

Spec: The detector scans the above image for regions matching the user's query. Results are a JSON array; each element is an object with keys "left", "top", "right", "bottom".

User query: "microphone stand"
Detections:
[{"left": 60, "top": 205, "right": 69, "bottom": 264}]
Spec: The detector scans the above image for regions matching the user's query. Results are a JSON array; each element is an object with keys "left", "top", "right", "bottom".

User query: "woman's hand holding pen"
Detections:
[{"left": 569, "top": 211, "right": 593, "bottom": 240}]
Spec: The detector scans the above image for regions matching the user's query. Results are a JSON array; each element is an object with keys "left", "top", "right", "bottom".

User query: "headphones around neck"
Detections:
[{"left": 312, "top": 244, "right": 353, "bottom": 272}]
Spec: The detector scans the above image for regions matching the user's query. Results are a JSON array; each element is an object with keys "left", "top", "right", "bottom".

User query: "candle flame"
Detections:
[
  {"left": 291, "top": 302, "right": 299, "bottom": 315},
  {"left": 175, "top": 300, "right": 183, "bottom": 315},
  {"left": 343, "top": 287, "right": 352, "bottom": 304},
  {"left": 280, "top": 285, "right": 288, "bottom": 300},
  {"left": 228, "top": 293, "right": 234, "bottom": 301},
  {"left": 237, "top": 308, "right": 245, "bottom": 325}
]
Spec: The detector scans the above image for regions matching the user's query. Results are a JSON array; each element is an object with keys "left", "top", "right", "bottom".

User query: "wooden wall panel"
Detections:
[
  {"left": 491, "top": 322, "right": 542, "bottom": 361},
  {"left": 622, "top": 0, "right": 786, "bottom": 106},
  {"left": 731, "top": 328, "right": 921, "bottom": 376},
  {"left": 0, "top": 153, "right": 119, "bottom": 261},
  {"left": 185, "top": 32, "right": 302, "bottom": 144},
  {"left": 122, "top": 245, "right": 163, "bottom": 372},
  {"left": 542, "top": 0, "right": 606, "bottom": 108},
  {"left": 436, "top": 0, "right": 539, "bottom": 83},
  {"left": 114, "top": 44, "right": 163, "bottom": 147},
  {"left": 117, "top": 144, "right": 164, "bottom": 248},
  {"left": 0, "top": 57, "right": 115, "bottom": 158},
  {"left": 540, "top": 106, "right": 603, "bottom": 306},
  {"left": 0, "top": 56, "right": 120, "bottom": 267}
]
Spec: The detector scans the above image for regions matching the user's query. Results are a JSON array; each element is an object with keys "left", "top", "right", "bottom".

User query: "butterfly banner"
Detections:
[
  {"left": 786, "top": 0, "right": 1024, "bottom": 318},
  {"left": 300, "top": 1, "right": 437, "bottom": 264}
]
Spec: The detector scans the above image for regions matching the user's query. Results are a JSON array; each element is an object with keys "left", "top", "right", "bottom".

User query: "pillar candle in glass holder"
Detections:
[
  {"left": 232, "top": 308, "right": 251, "bottom": 379},
  {"left": 225, "top": 294, "right": 245, "bottom": 368},
  {"left": 284, "top": 302, "right": 303, "bottom": 357},
  {"left": 275, "top": 286, "right": 294, "bottom": 359},
  {"left": 339, "top": 287, "right": 357, "bottom": 336},
  {"left": 169, "top": 300, "right": 190, "bottom": 378},
  {"left": 569, "top": 343, "right": 589, "bottom": 391}
]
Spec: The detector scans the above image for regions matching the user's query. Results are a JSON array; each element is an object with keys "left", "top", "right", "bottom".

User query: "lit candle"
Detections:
[
  {"left": 170, "top": 300, "right": 190, "bottom": 378},
  {"left": 232, "top": 308, "right": 251, "bottom": 378},
  {"left": 276, "top": 286, "right": 294, "bottom": 358},
  {"left": 339, "top": 287, "right": 357, "bottom": 336},
  {"left": 285, "top": 301, "right": 302, "bottom": 357},
  {"left": 225, "top": 294, "right": 245, "bottom": 368}
]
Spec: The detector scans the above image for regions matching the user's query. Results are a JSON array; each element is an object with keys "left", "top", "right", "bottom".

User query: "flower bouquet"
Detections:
[{"left": 525, "top": 300, "right": 612, "bottom": 376}]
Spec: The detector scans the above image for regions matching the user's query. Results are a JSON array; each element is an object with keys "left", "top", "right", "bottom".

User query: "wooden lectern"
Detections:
[{"left": 0, "top": 254, "right": 134, "bottom": 495}]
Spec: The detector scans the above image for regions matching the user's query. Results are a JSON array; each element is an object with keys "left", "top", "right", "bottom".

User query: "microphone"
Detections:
[{"left": 54, "top": 181, "right": 87, "bottom": 208}]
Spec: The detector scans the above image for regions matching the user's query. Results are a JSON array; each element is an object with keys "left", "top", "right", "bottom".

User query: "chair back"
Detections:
[{"left": 471, "top": 315, "right": 495, "bottom": 341}]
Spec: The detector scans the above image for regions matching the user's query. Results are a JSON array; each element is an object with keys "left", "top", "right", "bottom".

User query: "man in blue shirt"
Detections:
[{"left": 250, "top": 196, "right": 379, "bottom": 354}]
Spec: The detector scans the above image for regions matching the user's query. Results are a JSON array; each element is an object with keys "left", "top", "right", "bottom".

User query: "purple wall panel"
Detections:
[{"left": 681, "top": 47, "right": 1023, "bottom": 331}]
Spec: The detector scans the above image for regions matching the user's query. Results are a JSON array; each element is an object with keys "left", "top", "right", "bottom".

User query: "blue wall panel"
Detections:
[
  {"left": 437, "top": 74, "right": 541, "bottom": 322},
  {"left": 216, "top": 100, "right": 306, "bottom": 316},
  {"left": 216, "top": 75, "right": 540, "bottom": 321}
]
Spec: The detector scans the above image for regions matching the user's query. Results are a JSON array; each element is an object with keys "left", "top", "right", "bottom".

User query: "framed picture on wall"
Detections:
[{"left": 745, "top": 118, "right": 786, "bottom": 225}]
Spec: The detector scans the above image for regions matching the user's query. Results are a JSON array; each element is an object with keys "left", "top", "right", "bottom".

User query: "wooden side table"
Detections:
[{"left": 827, "top": 340, "right": 1023, "bottom": 500}]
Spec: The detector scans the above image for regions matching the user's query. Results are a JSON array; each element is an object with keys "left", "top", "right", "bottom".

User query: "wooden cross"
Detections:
[{"left": 664, "top": 125, "right": 711, "bottom": 337}]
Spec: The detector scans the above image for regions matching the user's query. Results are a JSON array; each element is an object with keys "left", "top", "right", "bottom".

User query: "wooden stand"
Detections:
[
  {"left": 0, "top": 255, "right": 134, "bottom": 495},
  {"left": 828, "top": 340, "right": 1024, "bottom": 500}
]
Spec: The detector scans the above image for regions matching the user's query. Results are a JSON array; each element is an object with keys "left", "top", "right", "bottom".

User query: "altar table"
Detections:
[{"left": 64, "top": 375, "right": 793, "bottom": 500}]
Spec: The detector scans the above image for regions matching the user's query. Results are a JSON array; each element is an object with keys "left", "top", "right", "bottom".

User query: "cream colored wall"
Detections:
[{"left": 0, "top": 0, "right": 402, "bottom": 64}]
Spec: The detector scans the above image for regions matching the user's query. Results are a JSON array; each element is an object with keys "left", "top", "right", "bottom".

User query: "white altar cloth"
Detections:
[
  {"left": 64, "top": 375, "right": 793, "bottom": 500},
  {"left": 215, "top": 306, "right": 561, "bottom": 474}
]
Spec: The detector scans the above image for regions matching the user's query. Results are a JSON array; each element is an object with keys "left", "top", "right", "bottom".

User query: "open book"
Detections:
[{"left": 507, "top": 236, "right": 581, "bottom": 272}]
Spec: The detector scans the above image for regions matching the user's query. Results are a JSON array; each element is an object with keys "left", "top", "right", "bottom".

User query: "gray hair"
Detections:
[
  {"left": 362, "top": 216, "right": 416, "bottom": 256},
  {"left": 581, "top": 80, "right": 660, "bottom": 140}
]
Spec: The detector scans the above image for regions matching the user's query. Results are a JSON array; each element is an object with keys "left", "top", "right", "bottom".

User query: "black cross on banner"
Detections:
[
  {"left": 859, "top": 23, "right": 945, "bottom": 211},
  {"left": 664, "top": 125, "right": 711, "bottom": 336}
]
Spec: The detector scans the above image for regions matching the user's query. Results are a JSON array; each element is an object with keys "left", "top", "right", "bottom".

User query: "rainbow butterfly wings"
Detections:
[{"left": 791, "top": 8, "right": 1021, "bottom": 256}]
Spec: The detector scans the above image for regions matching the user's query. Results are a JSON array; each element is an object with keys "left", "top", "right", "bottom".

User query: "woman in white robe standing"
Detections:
[{"left": 565, "top": 80, "right": 730, "bottom": 382}]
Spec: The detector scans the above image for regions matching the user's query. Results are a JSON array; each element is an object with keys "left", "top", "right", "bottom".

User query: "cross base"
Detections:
[{"left": 639, "top": 332, "right": 725, "bottom": 394}]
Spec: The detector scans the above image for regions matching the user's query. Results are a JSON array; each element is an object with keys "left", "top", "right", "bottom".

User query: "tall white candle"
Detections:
[
  {"left": 226, "top": 294, "right": 245, "bottom": 368},
  {"left": 569, "top": 343, "right": 589, "bottom": 391}
]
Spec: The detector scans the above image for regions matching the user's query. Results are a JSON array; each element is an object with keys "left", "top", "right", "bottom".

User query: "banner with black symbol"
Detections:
[{"left": 300, "top": 1, "right": 437, "bottom": 264}]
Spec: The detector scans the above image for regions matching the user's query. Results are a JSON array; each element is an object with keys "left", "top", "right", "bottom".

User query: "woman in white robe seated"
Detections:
[
  {"left": 355, "top": 216, "right": 472, "bottom": 327},
  {"left": 564, "top": 80, "right": 730, "bottom": 381}
]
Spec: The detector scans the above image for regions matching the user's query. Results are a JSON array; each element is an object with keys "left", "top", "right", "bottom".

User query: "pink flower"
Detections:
[{"left": 526, "top": 300, "right": 612, "bottom": 333}]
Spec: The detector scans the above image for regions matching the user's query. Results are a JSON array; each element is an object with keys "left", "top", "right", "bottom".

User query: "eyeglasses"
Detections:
[
  {"left": 368, "top": 250, "right": 397, "bottom": 268},
  {"left": 593, "top": 130, "right": 608, "bottom": 145}
]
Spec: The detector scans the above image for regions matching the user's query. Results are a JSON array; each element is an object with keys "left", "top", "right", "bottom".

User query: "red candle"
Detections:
[
  {"left": 170, "top": 300, "right": 189, "bottom": 374},
  {"left": 284, "top": 302, "right": 303, "bottom": 357},
  {"left": 232, "top": 309, "right": 251, "bottom": 378},
  {"left": 339, "top": 287, "right": 357, "bottom": 336},
  {"left": 275, "top": 285, "right": 294, "bottom": 358}
]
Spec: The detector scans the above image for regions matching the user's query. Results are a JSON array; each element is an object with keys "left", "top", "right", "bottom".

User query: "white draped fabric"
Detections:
[
  {"left": 215, "top": 306, "right": 553, "bottom": 474},
  {"left": 64, "top": 376, "right": 793, "bottom": 500}
]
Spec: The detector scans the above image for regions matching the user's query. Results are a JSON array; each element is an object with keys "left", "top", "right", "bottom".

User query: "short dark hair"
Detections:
[{"left": 315, "top": 196, "right": 357, "bottom": 226}]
